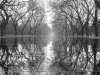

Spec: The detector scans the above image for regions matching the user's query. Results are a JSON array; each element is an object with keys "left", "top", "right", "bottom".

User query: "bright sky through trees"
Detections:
[
  {"left": 39, "top": 0, "right": 54, "bottom": 29},
  {"left": 18, "top": 0, "right": 54, "bottom": 28}
]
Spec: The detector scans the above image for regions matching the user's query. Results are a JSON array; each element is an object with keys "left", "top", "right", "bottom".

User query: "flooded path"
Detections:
[{"left": 39, "top": 41, "right": 54, "bottom": 75}]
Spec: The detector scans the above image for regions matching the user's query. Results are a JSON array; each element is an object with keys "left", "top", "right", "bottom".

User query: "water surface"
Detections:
[{"left": 0, "top": 35, "right": 100, "bottom": 75}]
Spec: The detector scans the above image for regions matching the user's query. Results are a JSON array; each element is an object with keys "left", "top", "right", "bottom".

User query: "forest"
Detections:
[{"left": 0, "top": 0, "right": 100, "bottom": 75}]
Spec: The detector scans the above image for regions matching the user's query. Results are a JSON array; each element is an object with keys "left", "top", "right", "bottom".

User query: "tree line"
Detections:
[
  {"left": 52, "top": 0, "right": 100, "bottom": 37},
  {"left": 0, "top": 0, "right": 45, "bottom": 36}
]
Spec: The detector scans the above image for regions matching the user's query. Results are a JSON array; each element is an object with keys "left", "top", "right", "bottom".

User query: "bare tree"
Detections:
[{"left": 51, "top": 0, "right": 96, "bottom": 36}]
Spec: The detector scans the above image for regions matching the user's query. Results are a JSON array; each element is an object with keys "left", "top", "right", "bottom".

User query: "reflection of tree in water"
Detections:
[
  {"left": 0, "top": 37, "right": 44, "bottom": 75},
  {"left": 51, "top": 37, "right": 100, "bottom": 75},
  {"left": 0, "top": 38, "right": 10, "bottom": 75}
]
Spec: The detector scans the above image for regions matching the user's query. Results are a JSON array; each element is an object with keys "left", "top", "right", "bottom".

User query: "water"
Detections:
[
  {"left": 39, "top": 41, "right": 54, "bottom": 75},
  {"left": 0, "top": 35, "right": 100, "bottom": 75},
  {"left": 0, "top": 35, "right": 54, "bottom": 75}
]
